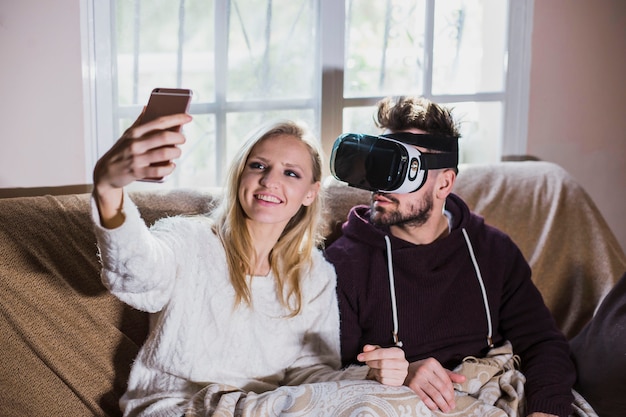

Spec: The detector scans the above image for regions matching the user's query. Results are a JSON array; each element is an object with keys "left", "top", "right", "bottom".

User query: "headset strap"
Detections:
[
  {"left": 421, "top": 152, "right": 458, "bottom": 170},
  {"left": 382, "top": 132, "right": 458, "bottom": 153}
]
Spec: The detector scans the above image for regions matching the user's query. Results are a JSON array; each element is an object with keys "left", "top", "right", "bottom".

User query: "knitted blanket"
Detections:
[{"left": 184, "top": 342, "right": 597, "bottom": 417}]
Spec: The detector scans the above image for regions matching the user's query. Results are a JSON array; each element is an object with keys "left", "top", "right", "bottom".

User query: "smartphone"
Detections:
[
  {"left": 141, "top": 87, "right": 193, "bottom": 130},
  {"left": 139, "top": 88, "right": 193, "bottom": 182}
]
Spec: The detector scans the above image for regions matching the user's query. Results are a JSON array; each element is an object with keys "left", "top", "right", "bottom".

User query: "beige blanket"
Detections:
[{"left": 185, "top": 342, "right": 597, "bottom": 417}]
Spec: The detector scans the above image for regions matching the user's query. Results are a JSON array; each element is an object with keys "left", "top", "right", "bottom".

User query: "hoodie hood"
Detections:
[{"left": 338, "top": 193, "right": 493, "bottom": 349}]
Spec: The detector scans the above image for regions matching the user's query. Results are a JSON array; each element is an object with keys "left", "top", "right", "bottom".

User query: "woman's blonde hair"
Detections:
[{"left": 212, "top": 119, "right": 324, "bottom": 316}]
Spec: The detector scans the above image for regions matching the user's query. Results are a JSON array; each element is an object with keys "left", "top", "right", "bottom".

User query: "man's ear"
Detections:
[
  {"left": 302, "top": 181, "right": 321, "bottom": 207},
  {"left": 435, "top": 169, "right": 456, "bottom": 200}
]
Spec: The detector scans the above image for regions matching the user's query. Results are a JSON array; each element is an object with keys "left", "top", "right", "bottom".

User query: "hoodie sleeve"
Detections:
[{"left": 325, "top": 239, "right": 369, "bottom": 368}]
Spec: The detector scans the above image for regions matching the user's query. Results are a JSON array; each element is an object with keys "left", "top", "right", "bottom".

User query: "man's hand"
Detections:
[
  {"left": 404, "top": 358, "right": 466, "bottom": 413},
  {"left": 357, "top": 344, "right": 408, "bottom": 386}
]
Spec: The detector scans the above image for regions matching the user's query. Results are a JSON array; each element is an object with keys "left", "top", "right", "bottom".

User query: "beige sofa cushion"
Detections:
[{"left": 0, "top": 190, "right": 218, "bottom": 416}]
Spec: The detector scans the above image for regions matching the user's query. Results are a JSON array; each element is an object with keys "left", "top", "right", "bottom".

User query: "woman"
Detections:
[{"left": 91, "top": 112, "right": 410, "bottom": 417}]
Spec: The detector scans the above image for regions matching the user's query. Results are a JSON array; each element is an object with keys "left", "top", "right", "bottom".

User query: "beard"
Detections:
[{"left": 370, "top": 192, "right": 434, "bottom": 227}]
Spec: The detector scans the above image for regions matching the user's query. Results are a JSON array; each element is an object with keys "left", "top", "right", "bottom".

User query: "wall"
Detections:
[
  {"left": 527, "top": 0, "right": 626, "bottom": 253},
  {"left": 0, "top": 0, "right": 87, "bottom": 187},
  {"left": 0, "top": 0, "right": 624, "bottom": 253}
]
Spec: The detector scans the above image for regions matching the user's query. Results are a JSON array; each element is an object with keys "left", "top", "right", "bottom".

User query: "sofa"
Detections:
[{"left": 1, "top": 160, "right": 625, "bottom": 416}]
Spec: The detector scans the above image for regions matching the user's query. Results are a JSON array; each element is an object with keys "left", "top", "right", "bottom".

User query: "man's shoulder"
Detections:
[
  {"left": 324, "top": 234, "right": 375, "bottom": 269},
  {"left": 325, "top": 234, "right": 370, "bottom": 256}
]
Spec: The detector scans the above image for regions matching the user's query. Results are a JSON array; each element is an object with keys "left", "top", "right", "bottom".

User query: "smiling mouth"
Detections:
[{"left": 255, "top": 194, "right": 282, "bottom": 204}]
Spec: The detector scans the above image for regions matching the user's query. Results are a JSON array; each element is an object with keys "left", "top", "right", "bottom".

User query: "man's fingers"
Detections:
[
  {"left": 406, "top": 358, "right": 457, "bottom": 413},
  {"left": 410, "top": 380, "right": 455, "bottom": 413},
  {"left": 364, "top": 358, "right": 407, "bottom": 372},
  {"left": 361, "top": 344, "right": 379, "bottom": 354},
  {"left": 358, "top": 346, "right": 404, "bottom": 362},
  {"left": 366, "top": 365, "right": 407, "bottom": 387},
  {"left": 360, "top": 345, "right": 409, "bottom": 387},
  {"left": 447, "top": 370, "right": 466, "bottom": 383}
]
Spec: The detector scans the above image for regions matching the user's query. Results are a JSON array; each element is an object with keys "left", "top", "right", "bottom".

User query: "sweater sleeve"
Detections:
[
  {"left": 91, "top": 191, "right": 178, "bottom": 313},
  {"left": 282, "top": 252, "right": 370, "bottom": 385},
  {"left": 496, "top": 239, "right": 575, "bottom": 417}
]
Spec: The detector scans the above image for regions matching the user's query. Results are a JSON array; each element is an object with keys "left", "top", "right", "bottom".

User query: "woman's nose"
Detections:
[{"left": 259, "top": 169, "right": 279, "bottom": 188}]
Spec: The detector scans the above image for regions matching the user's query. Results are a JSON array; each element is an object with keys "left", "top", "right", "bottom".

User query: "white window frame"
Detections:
[
  {"left": 81, "top": 0, "right": 533, "bottom": 184},
  {"left": 320, "top": 0, "right": 534, "bottom": 160}
]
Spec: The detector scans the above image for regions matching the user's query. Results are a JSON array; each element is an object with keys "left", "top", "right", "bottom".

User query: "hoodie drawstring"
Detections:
[
  {"left": 461, "top": 228, "right": 494, "bottom": 348},
  {"left": 384, "top": 228, "right": 494, "bottom": 350},
  {"left": 384, "top": 235, "right": 403, "bottom": 347}
]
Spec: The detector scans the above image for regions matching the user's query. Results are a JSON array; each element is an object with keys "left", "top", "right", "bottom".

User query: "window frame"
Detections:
[{"left": 81, "top": 0, "right": 533, "bottom": 184}]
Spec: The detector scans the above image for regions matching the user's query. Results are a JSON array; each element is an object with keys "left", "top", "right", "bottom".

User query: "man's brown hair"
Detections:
[{"left": 375, "top": 96, "right": 461, "bottom": 138}]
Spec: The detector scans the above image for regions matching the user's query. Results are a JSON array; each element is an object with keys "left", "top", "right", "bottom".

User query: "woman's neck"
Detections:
[{"left": 246, "top": 222, "right": 282, "bottom": 276}]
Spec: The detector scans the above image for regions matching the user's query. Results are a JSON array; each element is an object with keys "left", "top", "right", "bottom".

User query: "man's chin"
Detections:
[{"left": 370, "top": 207, "right": 388, "bottom": 225}]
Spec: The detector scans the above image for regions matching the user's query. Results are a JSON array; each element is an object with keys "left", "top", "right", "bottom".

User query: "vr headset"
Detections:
[{"left": 330, "top": 132, "right": 458, "bottom": 194}]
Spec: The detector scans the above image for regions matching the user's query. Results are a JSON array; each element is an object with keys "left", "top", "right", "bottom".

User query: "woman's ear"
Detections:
[
  {"left": 435, "top": 169, "right": 456, "bottom": 200},
  {"left": 302, "top": 181, "right": 321, "bottom": 207}
]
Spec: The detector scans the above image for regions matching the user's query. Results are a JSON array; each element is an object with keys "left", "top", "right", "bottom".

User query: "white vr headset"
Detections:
[{"left": 330, "top": 132, "right": 458, "bottom": 194}]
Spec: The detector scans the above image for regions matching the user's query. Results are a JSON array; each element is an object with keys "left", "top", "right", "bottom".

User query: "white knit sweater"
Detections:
[{"left": 91, "top": 193, "right": 367, "bottom": 417}]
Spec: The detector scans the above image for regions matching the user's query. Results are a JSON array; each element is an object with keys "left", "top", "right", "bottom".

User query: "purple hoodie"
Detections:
[{"left": 325, "top": 193, "right": 575, "bottom": 417}]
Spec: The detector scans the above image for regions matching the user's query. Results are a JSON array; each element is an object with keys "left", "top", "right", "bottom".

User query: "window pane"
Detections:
[
  {"left": 180, "top": 0, "right": 216, "bottom": 102},
  {"left": 345, "top": 0, "right": 426, "bottom": 98},
  {"left": 342, "top": 106, "right": 378, "bottom": 135},
  {"left": 432, "top": 0, "right": 507, "bottom": 95},
  {"left": 451, "top": 101, "right": 502, "bottom": 164},
  {"left": 175, "top": 114, "right": 217, "bottom": 187},
  {"left": 343, "top": 102, "right": 502, "bottom": 166},
  {"left": 227, "top": 0, "right": 317, "bottom": 100},
  {"left": 99, "top": 0, "right": 515, "bottom": 191},
  {"left": 115, "top": 0, "right": 215, "bottom": 106},
  {"left": 225, "top": 110, "right": 316, "bottom": 170}
]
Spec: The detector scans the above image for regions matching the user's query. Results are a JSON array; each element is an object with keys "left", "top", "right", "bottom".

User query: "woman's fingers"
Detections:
[{"left": 130, "top": 113, "right": 192, "bottom": 139}]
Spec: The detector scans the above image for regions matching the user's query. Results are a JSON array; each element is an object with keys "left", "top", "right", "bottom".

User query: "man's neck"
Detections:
[{"left": 390, "top": 212, "right": 451, "bottom": 245}]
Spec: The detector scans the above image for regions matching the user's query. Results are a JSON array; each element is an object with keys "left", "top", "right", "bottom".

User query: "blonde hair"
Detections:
[{"left": 212, "top": 119, "right": 324, "bottom": 316}]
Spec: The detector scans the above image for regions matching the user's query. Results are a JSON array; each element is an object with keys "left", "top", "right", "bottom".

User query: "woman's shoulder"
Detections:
[
  {"left": 311, "top": 247, "right": 335, "bottom": 270},
  {"left": 303, "top": 248, "right": 338, "bottom": 290},
  {"left": 151, "top": 213, "right": 214, "bottom": 232},
  {"left": 150, "top": 214, "right": 220, "bottom": 245}
]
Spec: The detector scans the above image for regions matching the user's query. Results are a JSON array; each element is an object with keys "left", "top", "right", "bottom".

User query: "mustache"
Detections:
[{"left": 372, "top": 192, "right": 399, "bottom": 204}]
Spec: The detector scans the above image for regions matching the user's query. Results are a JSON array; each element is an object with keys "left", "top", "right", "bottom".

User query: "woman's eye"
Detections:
[
  {"left": 285, "top": 170, "right": 301, "bottom": 178},
  {"left": 249, "top": 162, "right": 265, "bottom": 170}
]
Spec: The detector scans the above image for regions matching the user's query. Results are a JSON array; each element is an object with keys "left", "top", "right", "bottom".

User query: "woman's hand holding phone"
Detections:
[
  {"left": 93, "top": 111, "right": 192, "bottom": 229},
  {"left": 137, "top": 88, "right": 194, "bottom": 182}
]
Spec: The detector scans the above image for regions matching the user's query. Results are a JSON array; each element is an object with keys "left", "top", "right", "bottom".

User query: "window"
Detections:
[{"left": 83, "top": 0, "right": 532, "bottom": 188}]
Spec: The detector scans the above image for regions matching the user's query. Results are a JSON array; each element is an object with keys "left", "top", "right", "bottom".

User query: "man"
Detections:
[{"left": 325, "top": 96, "right": 576, "bottom": 417}]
